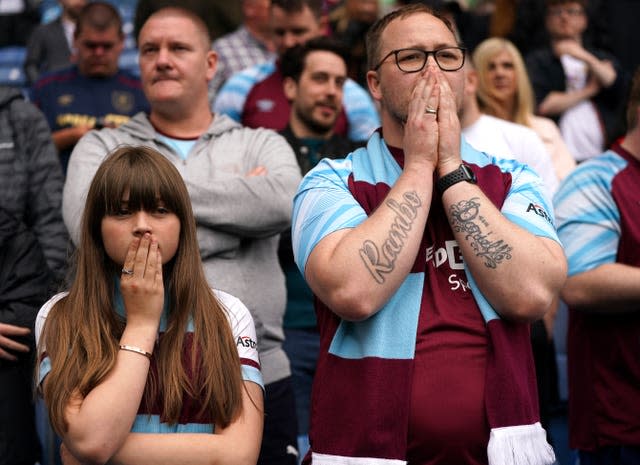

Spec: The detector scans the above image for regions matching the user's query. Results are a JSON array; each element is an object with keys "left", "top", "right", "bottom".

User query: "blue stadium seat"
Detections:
[
  {"left": 39, "top": 0, "right": 61, "bottom": 24},
  {"left": 119, "top": 48, "right": 140, "bottom": 76},
  {"left": 118, "top": 1, "right": 140, "bottom": 70},
  {"left": 0, "top": 46, "right": 27, "bottom": 88}
]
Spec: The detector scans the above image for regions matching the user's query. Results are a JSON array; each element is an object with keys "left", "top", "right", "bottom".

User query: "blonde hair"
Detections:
[
  {"left": 39, "top": 146, "right": 244, "bottom": 435},
  {"left": 472, "top": 37, "right": 536, "bottom": 127}
]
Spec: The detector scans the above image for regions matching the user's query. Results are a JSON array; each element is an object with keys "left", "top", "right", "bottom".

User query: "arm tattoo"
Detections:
[
  {"left": 359, "top": 191, "right": 422, "bottom": 284},
  {"left": 449, "top": 197, "right": 512, "bottom": 269}
]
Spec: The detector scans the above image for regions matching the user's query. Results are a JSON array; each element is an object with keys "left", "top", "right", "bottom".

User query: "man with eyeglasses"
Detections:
[
  {"left": 291, "top": 4, "right": 566, "bottom": 465},
  {"left": 32, "top": 2, "right": 149, "bottom": 174},
  {"left": 526, "top": 0, "right": 627, "bottom": 163}
]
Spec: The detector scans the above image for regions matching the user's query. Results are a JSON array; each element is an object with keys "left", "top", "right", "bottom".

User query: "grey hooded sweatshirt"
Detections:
[{"left": 63, "top": 112, "right": 302, "bottom": 385}]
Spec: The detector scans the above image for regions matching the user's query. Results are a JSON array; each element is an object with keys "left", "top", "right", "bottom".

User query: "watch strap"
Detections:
[{"left": 436, "top": 164, "right": 476, "bottom": 194}]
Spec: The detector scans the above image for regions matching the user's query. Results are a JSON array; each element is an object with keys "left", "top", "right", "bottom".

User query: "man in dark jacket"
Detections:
[
  {"left": 23, "top": 0, "right": 87, "bottom": 86},
  {"left": 0, "top": 84, "right": 67, "bottom": 465},
  {"left": 31, "top": 2, "right": 149, "bottom": 174},
  {"left": 0, "top": 86, "right": 69, "bottom": 285},
  {"left": 0, "top": 209, "right": 53, "bottom": 465}
]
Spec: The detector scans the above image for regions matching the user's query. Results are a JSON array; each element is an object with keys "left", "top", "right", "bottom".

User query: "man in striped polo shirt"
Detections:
[{"left": 554, "top": 67, "right": 640, "bottom": 465}]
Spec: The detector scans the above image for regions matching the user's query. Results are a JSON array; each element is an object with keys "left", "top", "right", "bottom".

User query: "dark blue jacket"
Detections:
[{"left": 0, "top": 208, "right": 52, "bottom": 465}]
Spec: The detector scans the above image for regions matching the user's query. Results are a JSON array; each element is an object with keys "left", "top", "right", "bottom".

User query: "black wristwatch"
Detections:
[{"left": 436, "top": 164, "right": 477, "bottom": 194}]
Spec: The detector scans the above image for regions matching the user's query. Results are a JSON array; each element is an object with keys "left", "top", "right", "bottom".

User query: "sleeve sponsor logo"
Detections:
[
  {"left": 526, "top": 202, "right": 554, "bottom": 225},
  {"left": 237, "top": 336, "right": 257, "bottom": 349},
  {"left": 256, "top": 99, "right": 276, "bottom": 112}
]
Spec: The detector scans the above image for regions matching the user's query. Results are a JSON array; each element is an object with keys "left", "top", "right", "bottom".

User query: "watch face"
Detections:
[{"left": 462, "top": 164, "right": 477, "bottom": 182}]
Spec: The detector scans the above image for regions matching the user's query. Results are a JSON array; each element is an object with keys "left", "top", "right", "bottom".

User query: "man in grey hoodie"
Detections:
[{"left": 62, "top": 7, "right": 302, "bottom": 465}]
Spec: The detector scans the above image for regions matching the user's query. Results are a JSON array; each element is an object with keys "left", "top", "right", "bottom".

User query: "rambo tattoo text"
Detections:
[{"left": 359, "top": 191, "right": 422, "bottom": 284}]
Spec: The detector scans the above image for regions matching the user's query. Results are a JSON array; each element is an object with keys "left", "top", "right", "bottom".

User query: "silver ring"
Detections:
[
  {"left": 425, "top": 107, "right": 437, "bottom": 115},
  {"left": 121, "top": 268, "right": 134, "bottom": 275}
]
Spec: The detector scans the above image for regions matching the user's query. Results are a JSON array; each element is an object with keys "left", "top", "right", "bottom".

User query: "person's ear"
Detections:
[
  {"left": 465, "top": 68, "right": 479, "bottom": 96},
  {"left": 283, "top": 76, "right": 298, "bottom": 102},
  {"left": 206, "top": 50, "right": 218, "bottom": 81},
  {"left": 366, "top": 69, "right": 382, "bottom": 103}
]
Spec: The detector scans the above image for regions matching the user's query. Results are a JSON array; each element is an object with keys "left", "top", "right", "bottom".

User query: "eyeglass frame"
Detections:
[
  {"left": 547, "top": 6, "right": 585, "bottom": 17},
  {"left": 372, "top": 46, "right": 467, "bottom": 73}
]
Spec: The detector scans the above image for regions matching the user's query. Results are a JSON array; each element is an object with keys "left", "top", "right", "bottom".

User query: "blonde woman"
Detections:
[
  {"left": 473, "top": 37, "right": 576, "bottom": 179},
  {"left": 36, "top": 146, "right": 263, "bottom": 465}
]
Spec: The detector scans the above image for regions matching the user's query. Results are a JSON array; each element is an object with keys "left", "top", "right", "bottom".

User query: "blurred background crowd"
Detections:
[{"left": 1, "top": 1, "right": 639, "bottom": 464}]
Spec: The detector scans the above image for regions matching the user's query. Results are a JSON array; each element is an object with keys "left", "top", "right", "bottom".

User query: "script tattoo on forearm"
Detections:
[
  {"left": 449, "top": 197, "right": 512, "bottom": 269},
  {"left": 359, "top": 191, "right": 422, "bottom": 284}
]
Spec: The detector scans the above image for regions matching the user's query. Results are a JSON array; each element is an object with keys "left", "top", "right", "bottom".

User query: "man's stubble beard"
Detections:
[{"left": 295, "top": 105, "right": 336, "bottom": 137}]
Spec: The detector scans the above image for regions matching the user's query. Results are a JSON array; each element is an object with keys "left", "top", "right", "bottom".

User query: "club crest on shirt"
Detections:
[
  {"left": 111, "top": 91, "right": 135, "bottom": 113},
  {"left": 57, "top": 94, "right": 74, "bottom": 106},
  {"left": 256, "top": 99, "right": 275, "bottom": 113},
  {"left": 526, "top": 202, "right": 553, "bottom": 225}
]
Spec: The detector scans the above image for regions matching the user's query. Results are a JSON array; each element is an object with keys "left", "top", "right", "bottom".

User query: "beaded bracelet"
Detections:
[{"left": 119, "top": 344, "right": 152, "bottom": 359}]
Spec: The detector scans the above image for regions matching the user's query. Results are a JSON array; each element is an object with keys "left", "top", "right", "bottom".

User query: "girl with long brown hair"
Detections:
[{"left": 36, "top": 146, "right": 263, "bottom": 464}]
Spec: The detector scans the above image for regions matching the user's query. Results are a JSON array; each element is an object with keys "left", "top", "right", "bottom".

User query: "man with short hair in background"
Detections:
[
  {"left": 278, "top": 36, "right": 363, "bottom": 456},
  {"left": 214, "top": 0, "right": 380, "bottom": 142},
  {"left": 32, "top": 1, "right": 148, "bottom": 174}
]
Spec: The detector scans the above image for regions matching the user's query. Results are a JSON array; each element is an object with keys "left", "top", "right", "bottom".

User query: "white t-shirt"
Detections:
[
  {"left": 62, "top": 17, "right": 76, "bottom": 54},
  {"left": 558, "top": 54, "right": 604, "bottom": 161},
  {"left": 0, "top": 0, "right": 24, "bottom": 14},
  {"left": 462, "top": 114, "right": 559, "bottom": 197}
]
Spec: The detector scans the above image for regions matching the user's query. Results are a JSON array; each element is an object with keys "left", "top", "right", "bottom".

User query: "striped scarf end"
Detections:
[{"left": 487, "top": 422, "right": 556, "bottom": 465}]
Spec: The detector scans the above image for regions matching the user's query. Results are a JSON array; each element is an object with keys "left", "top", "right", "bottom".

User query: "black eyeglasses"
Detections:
[
  {"left": 81, "top": 40, "right": 117, "bottom": 51},
  {"left": 547, "top": 6, "right": 584, "bottom": 17},
  {"left": 373, "top": 47, "right": 466, "bottom": 73}
]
